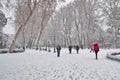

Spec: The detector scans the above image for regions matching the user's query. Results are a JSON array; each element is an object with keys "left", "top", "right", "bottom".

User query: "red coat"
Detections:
[{"left": 93, "top": 43, "right": 99, "bottom": 51}]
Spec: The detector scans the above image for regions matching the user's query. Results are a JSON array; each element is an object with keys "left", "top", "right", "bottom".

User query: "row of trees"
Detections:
[
  {"left": 44, "top": 0, "right": 120, "bottom": 49},
  {"left": 7, "top": 0, "right": 65, "bottom": 52},
  {"left": 2, "top": 0, "right": 120, "bottom": 52},
  {"left": 46, "top": 0, "right": 104, "bottom": 48}
]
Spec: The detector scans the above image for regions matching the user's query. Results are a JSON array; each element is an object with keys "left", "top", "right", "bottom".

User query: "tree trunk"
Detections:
[
  {"left": 75, "top": 21, "right": 81, "bottom": 46},
  {"left": 9, "top": 4, "right": 36, "bottom": 53},
  {"left": 22, "top": 28, "right": 26, "bottom": 50},
  {"left": 9, "top": 25, "right": 23, "bottom": 53},
  {"left": 114, "top": 27, "right": 118, "bottom": 48},
  {"left": 83, "top": 33, "right": 86, "bottom": 48}
]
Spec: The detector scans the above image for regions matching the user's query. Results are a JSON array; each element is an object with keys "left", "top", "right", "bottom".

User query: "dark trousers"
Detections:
[
  {"left": 76, "top": 50, "right": 79, "bottom": 54},
  {"left": 69, "top": 49, "right": 72, "bottom": 54},
  {"left": 95, "top": 50, "right": 99, "bottom": 59},
  {"left": 57, "top": 51, "right": 60, "bottom": 57}
]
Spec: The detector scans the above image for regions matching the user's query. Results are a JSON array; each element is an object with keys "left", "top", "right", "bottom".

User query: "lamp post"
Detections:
[
  {"left": 53, "top": 35, "right": 56, "bottom": 53},
  {"left": 48, "top": 41, "right": 51, "bottom": 52}
]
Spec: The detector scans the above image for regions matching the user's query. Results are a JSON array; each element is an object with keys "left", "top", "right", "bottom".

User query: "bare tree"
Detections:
[
  {"left": 9, "top": 0, "right": 60, "bottom": 52},
  {"left": 35, "top": 0, "right": 57, "bottom": 49},
  {"left": 101, "top": 0, "right": 120, "bottom": 48},
  {"left": 9, "top": 0, "right": 38, "bottom": 53}
]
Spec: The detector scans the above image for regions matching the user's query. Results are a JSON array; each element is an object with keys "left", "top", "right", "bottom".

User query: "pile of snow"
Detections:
[
  {"left": 0, "top": 49, "right": 24, "bottom": 54},
  {"left": 0, "top": 48, "right": 120, "bottom": 80},
  {"left": 107, "top": 52, "right": 120, "bottom": 61}
]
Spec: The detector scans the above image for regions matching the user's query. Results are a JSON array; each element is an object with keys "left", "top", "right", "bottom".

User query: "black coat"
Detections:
[
  {"left": 76, "top": 45, "right": 79, "bottom": 50},
  {"left": 68, "top": 46, "right": 72, "bottom": 50}
]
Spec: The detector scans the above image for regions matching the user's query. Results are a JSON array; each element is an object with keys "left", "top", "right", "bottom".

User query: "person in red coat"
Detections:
[{"left": 93, "top": 43, "right": 99, "bottom": 60}]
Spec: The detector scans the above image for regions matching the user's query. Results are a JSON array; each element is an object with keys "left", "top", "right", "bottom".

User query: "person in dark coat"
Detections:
[
  {"left": 76, "top": 45, "right": 79, "bottom": 54},
  {"left": 93, "top": 43, "right": 99, "bottom": 60},
  {"left": 23, "top": 46, "right": 25, "bottom": 51},
  {"left": 90, "top": 44, "right": 94, "bottom": 53},
  {"left": 68, "top": 45, "right": 72, "bottom": 54},
  {"left": 90, "top": 48, "right": 94, "bottom": 53},
  {"left": 56, "top": 45, "right": 61, "bottom": 57}
]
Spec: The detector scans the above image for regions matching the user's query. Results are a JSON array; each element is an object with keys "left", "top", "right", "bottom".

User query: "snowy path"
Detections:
[{"left": 0, "top": 49, "right": 120, "bottom": 80}]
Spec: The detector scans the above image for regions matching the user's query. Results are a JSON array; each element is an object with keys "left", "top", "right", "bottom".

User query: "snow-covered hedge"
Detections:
[
  {"left": 0, "top": 49, "right": 8, "bottom": 53},
  {"left": 12, "top": 49, "right": 24, "bottom": 53},
  {"left": 107, "top": 52, "right": 120, "bottom": 61},
  {"left": 0, "top": 49, "right": 24, "bottom": 54}
]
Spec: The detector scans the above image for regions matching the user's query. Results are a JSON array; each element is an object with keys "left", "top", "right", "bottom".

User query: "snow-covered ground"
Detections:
[{"left": 0, "top": 48, "right": 120, "bottom": 80}]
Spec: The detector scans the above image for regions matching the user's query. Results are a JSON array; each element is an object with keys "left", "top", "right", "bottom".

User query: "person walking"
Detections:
[
  {"left": 68, "top": 45, "right": 72, "bottom": 54},
  {"left": 90, "top": 44, "right": 94, "bottom": 53},
  {"left": 93, "top": 43, "right": 99, "bottom": 60},
  {"left": 76, "top": 45, "right": 79, "bottom": 54},
  {"left": 56, "top": 45, "right": 61, "bottom": 57}
]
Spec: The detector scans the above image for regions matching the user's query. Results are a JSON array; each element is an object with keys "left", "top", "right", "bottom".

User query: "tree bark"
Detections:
[{"left": 9, "top": 2, "right": 37, "bottom": 53}]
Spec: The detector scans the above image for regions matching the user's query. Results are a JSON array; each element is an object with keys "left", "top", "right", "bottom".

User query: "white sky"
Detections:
[
  {"left": 3, "top": 17, "right": 15, "bottom": 34},
  {"left": 56, "top": 0, "right": 74, "bottom": 10},
  {"left": 3, "top": 0, "right": 74, "bottom": 34},
  {"left": 3, "top": 26, "right": 15, "bottom": 34}
]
